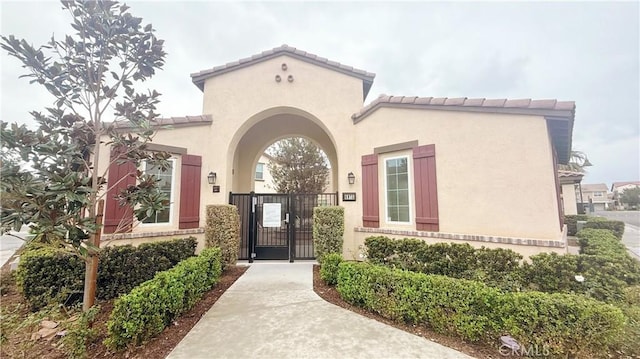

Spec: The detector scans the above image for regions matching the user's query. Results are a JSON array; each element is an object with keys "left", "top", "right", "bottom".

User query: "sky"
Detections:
[{"left": 1, "top": 1, "right": 639, "bottom": 188}]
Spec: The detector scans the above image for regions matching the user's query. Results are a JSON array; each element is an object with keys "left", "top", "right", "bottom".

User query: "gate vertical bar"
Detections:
[
  {"left": 248, "top": 191, "right": 256, "bottom": 263},
  {"left": 289, "top": 193, "right": 295, "bottom": 263}
]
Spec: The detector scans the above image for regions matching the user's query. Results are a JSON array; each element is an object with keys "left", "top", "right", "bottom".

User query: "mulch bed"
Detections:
[
  {"left": 0, "top": 265, "right": 248, "bottom": 359},
  {"left": 311, "top": 264, "right": 500, "bottom": 359}
]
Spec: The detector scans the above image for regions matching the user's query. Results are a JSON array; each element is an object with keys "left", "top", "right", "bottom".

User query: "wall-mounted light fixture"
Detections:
[
  {"left": 207, "top": 172, "right": 220, "bottom": 193},
  {"left": 207, "top": 172, "right": 217, "bottom": 185},
  {"left": 347, "top": 172, "right": 355, "bottom": 185}
]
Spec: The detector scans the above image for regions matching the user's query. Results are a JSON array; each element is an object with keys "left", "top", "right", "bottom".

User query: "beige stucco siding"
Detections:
[
  {"left": 562, "top": 183, "right": 578, "bottom": 215},
  {"left": 353, "top": 107, "right": 562, "bottom": 241}
]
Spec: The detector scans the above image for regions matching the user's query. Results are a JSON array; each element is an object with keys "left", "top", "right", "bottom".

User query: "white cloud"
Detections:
[{"left": 1, "top": 0, "right": 638, "bottom": 186}]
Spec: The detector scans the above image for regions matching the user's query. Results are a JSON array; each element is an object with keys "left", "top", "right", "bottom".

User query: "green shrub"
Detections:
[
  {"left": 522, "top": 253, "right": 581, "bottom": 293},
  {"left": 578, "top": 228, "right": 627, "bottom": 257},
  {"left": 205, "top": 205, "right": 240, "bottom": 267},
  {"left": 319, "top": 253, "right": 343, "bottom": 285},
  {"left": 564, "top": 214, "right": 590, "bottom": 236},
  {"left": 497, "top": 291, "right": 625, "bottom": 357},
  {"left": 312, "top": 206, "right": 344, "bottom": 262},
  {"left": 522, "top": 250, "right": 638, "bottom": 302},
  {"left": 105, "top": 247, "right": 222, "bottom": 351},
  {"left": 364, "top": 236, "right": 522, "bottom": 286},
  {"left": 336, "top": 262, "right": 624, "bottom": 357},
  {"left": 61, "top": 305, "right": 100, "bottom": 359},
  {"left": 584, "top": 220, "right": 625, "bottom": 239},
  {"left": 16, "top": 247, "right": 85, "bottom": 310},
  {"left": 16, "top": 237, "right": 197, "bottom": 309}
]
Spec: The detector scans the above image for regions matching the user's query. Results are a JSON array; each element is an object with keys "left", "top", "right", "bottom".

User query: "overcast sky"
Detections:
[{"left": 1, "top": 1, "right": 639, "bottom": 188}]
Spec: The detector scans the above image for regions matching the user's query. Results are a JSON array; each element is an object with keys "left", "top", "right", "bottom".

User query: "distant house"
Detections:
[
  {"left": 558, "top": 170, "right": 584, "bottom": 215},
  {"left": 611, "top": 181, "right": 640, "bottom": 209},
  {"left": 577, "top": 183, "right": 612, "bottom": 212},
  {"left": 253, "top": 152, "right": 333, "bottom": 194},
  {"left": 254, "top": 153, "right": 277, "bottom": 193}
]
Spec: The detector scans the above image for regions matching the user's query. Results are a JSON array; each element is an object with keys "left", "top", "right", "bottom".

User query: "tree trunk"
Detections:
[{"left": 83, "top": 199, "right": 104, "bottom": 311}]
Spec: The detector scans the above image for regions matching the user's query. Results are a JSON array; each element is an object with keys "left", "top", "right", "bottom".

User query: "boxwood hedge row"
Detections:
[
  {"left": 105, "top": 247, "right": 222, "bottom": 350},
  {"left": 16, "top": 237, "right": 197, "bottom": 309},
  {"left": 336, "top": 262, "right": 624, "bottom": 357}
]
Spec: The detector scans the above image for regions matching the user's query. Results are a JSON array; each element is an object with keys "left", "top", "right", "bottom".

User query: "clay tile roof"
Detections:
[
  {"left": 504, "top": 99, "right": 532, "bottom": 108},
  {"left": 109, "top": 115, "right": 213, "bottom": 130},
  {"left": 482, "top": 99, "right": 507, "bottom": 107},
  {"left": 581, "top": 183, "right": 609, "bottom": 193},
  {"left": 191, "top": 45, "right": 376, "bottom": 99},
  {"left": 611, "top": 181, "right": 640, "bottom": 191},
  {"left": 529, "top": 99, "right": 557, "bottom": 109},
  {"left": 444, "top": 97, "right": 467, "bottom": 106},
  {"left": 463, "top": 98, "right": 485, "bottom": 106}
]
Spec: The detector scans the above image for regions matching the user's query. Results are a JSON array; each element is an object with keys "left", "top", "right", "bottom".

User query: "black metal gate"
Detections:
[{"left": 229, "top": 192, "right": 338, "bottom": 262}]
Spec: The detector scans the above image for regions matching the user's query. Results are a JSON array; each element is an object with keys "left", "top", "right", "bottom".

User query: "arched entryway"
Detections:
[{"left": 227, "top": 107, "right": 340, "bottom": 261}]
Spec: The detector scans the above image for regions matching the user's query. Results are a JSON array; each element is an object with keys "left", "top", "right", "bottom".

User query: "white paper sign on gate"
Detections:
[{"left": 262, "top": 203, "right": 281, "bottom": 228}]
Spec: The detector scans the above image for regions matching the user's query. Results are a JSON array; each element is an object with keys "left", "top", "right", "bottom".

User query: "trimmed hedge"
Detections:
[
  {"left": 564, "top": 214, "right": 590, "bottom": 236},
  {"left": 584, "top": 220, "right": 625, "bottom": 240},
  {"left": 319, "top": 252, "right": 343, "bottom": 285},
  {"left": 364, "top": 236, "right": 522, "bottom": 289},
  {"left": 105, "top": 247, "right": 222, "bottom": 350},
  {"left": 313, "top": 206, "right": 344, "bottom": 263},
  {"left": 336, "top": 262, "right": 625, "bottom": 357},
  {"left": 564, "top": 214, "right": 625, "bottom": 238},
  {"left": 205, "top": 205, "right": 240, "bottom": 268},
  {"left": 16, "top": 237, "right": 197, "bottom": 309}
]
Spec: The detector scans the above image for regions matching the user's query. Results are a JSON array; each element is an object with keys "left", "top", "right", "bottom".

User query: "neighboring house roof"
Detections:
[
  {"left": 109, "top": 115, "right": 213, "bottom": 130},
  {"left": 611, "top": 181, "right": 640, "bottom": 192},
  {"left": 557, "top": 169, "right": 584, "bottom": 185},
  {"left": 191, "top": 44, "right": 376, "bottom": 99},
  {"left": 352, "top": 94, "right": 575, "bottom": 164},
  {"left": 580, "top": 183, "right": 609, "bottom": 193}
]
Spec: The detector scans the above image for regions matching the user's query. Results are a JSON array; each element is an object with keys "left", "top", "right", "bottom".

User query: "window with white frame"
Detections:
[
  {"left": 255, "top": 162, "right": 264, "bottom": 180},
  {"left": 385, "top": 156, "right": 410, "bottom": 223},
  {"left": 142, "top": 159, "right": 175, "bottom": 224}
]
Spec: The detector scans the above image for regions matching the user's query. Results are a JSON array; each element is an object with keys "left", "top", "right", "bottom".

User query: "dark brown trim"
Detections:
[
  {"left": 146, "top": 143, "right": 187, "bottom": 155},
  {"left": 374, "top": 140, "right": 419, "bottom": 155}
]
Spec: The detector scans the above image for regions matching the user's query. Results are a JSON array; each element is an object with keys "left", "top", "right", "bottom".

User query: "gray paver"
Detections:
[{"left": 167, "top": 262, "right": 474, "bottom": 359}]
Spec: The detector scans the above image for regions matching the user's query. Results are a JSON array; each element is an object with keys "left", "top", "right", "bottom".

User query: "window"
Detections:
[
  {"left": 593, "top": 192, "right": 603, "bottom": 197},
  {"left": 255, "top": 163, "right": 264, "bottom": 180},
  {"left": 385, "top": 156, "right": 410, "bottom": 223},
  {"left": 142, "top": 159, "right": 174, "bottom": 224}
]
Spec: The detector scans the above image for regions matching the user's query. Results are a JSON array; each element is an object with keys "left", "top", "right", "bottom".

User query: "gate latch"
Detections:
[{"left": 284, "top": 213, "right": 290, "bottom": 224}]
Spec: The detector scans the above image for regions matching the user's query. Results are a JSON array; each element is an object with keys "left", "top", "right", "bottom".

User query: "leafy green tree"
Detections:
[
  {"left": 620, "top": 187, "right": 640, "bottom": 208},
  {"left": 267, "top": 137, "right": 329, "bottom": 193},
  {"left": 1, "top": 0, "right": 169, "bottom": 310}
]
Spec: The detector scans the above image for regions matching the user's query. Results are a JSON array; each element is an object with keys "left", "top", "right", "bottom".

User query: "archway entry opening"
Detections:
[{"left": 229, "top": 111, "right": 340, "bottom": 262}]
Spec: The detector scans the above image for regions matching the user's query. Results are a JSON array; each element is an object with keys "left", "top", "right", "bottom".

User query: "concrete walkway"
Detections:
[{"left": 167, "top": 262, "right": 474, "bottom": 359}]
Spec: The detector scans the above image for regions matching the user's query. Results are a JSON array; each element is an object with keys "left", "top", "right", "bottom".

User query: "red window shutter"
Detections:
[
  {"left": 361, "top": 154, "right": 379, "bottom": 228},
  {"left": 103, "top": 148, "right": 136, "bottom": 234},
  {"left": 179, "top": 154, "right": 202, "bottom": 229},
  {"left": 413, "top": 145, "right": 439, "bottom": 231}
]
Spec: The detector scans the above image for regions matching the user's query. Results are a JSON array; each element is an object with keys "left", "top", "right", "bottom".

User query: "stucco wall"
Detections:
[
  {"left": 562, "top": 183, "right": 578, "bottom": 215},
  {"left": 350, "top": 106, "right": 563, "bottom": 255},
  {"left": 96, "top": 53, "right": 565, "bottom": 258}
]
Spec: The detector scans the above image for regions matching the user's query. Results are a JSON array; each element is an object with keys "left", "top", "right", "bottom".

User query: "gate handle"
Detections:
[{"left": 284, "top": 213, "right": 289, "bottom": 224}]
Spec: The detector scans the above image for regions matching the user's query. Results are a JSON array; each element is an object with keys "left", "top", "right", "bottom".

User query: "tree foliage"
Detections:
[
  {"left": 1, "top": 0, "right": 168, "bottom": 256},
  {"left": 267, "top": 137, "right": 329, "bottom": 193},
  {"left": 620, "top": 187, "right": 640, "bottom": 207}
]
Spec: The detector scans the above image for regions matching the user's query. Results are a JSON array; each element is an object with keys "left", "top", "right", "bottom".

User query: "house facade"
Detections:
[
  {"left": 611, "top": 181, "right": 640, "bottom": 209},
  {"left": 576, "top": 183, "right": 613, "bottom": 212},
  {"left": 99, "top": 45, "right": 575, "bottom": 258}
]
